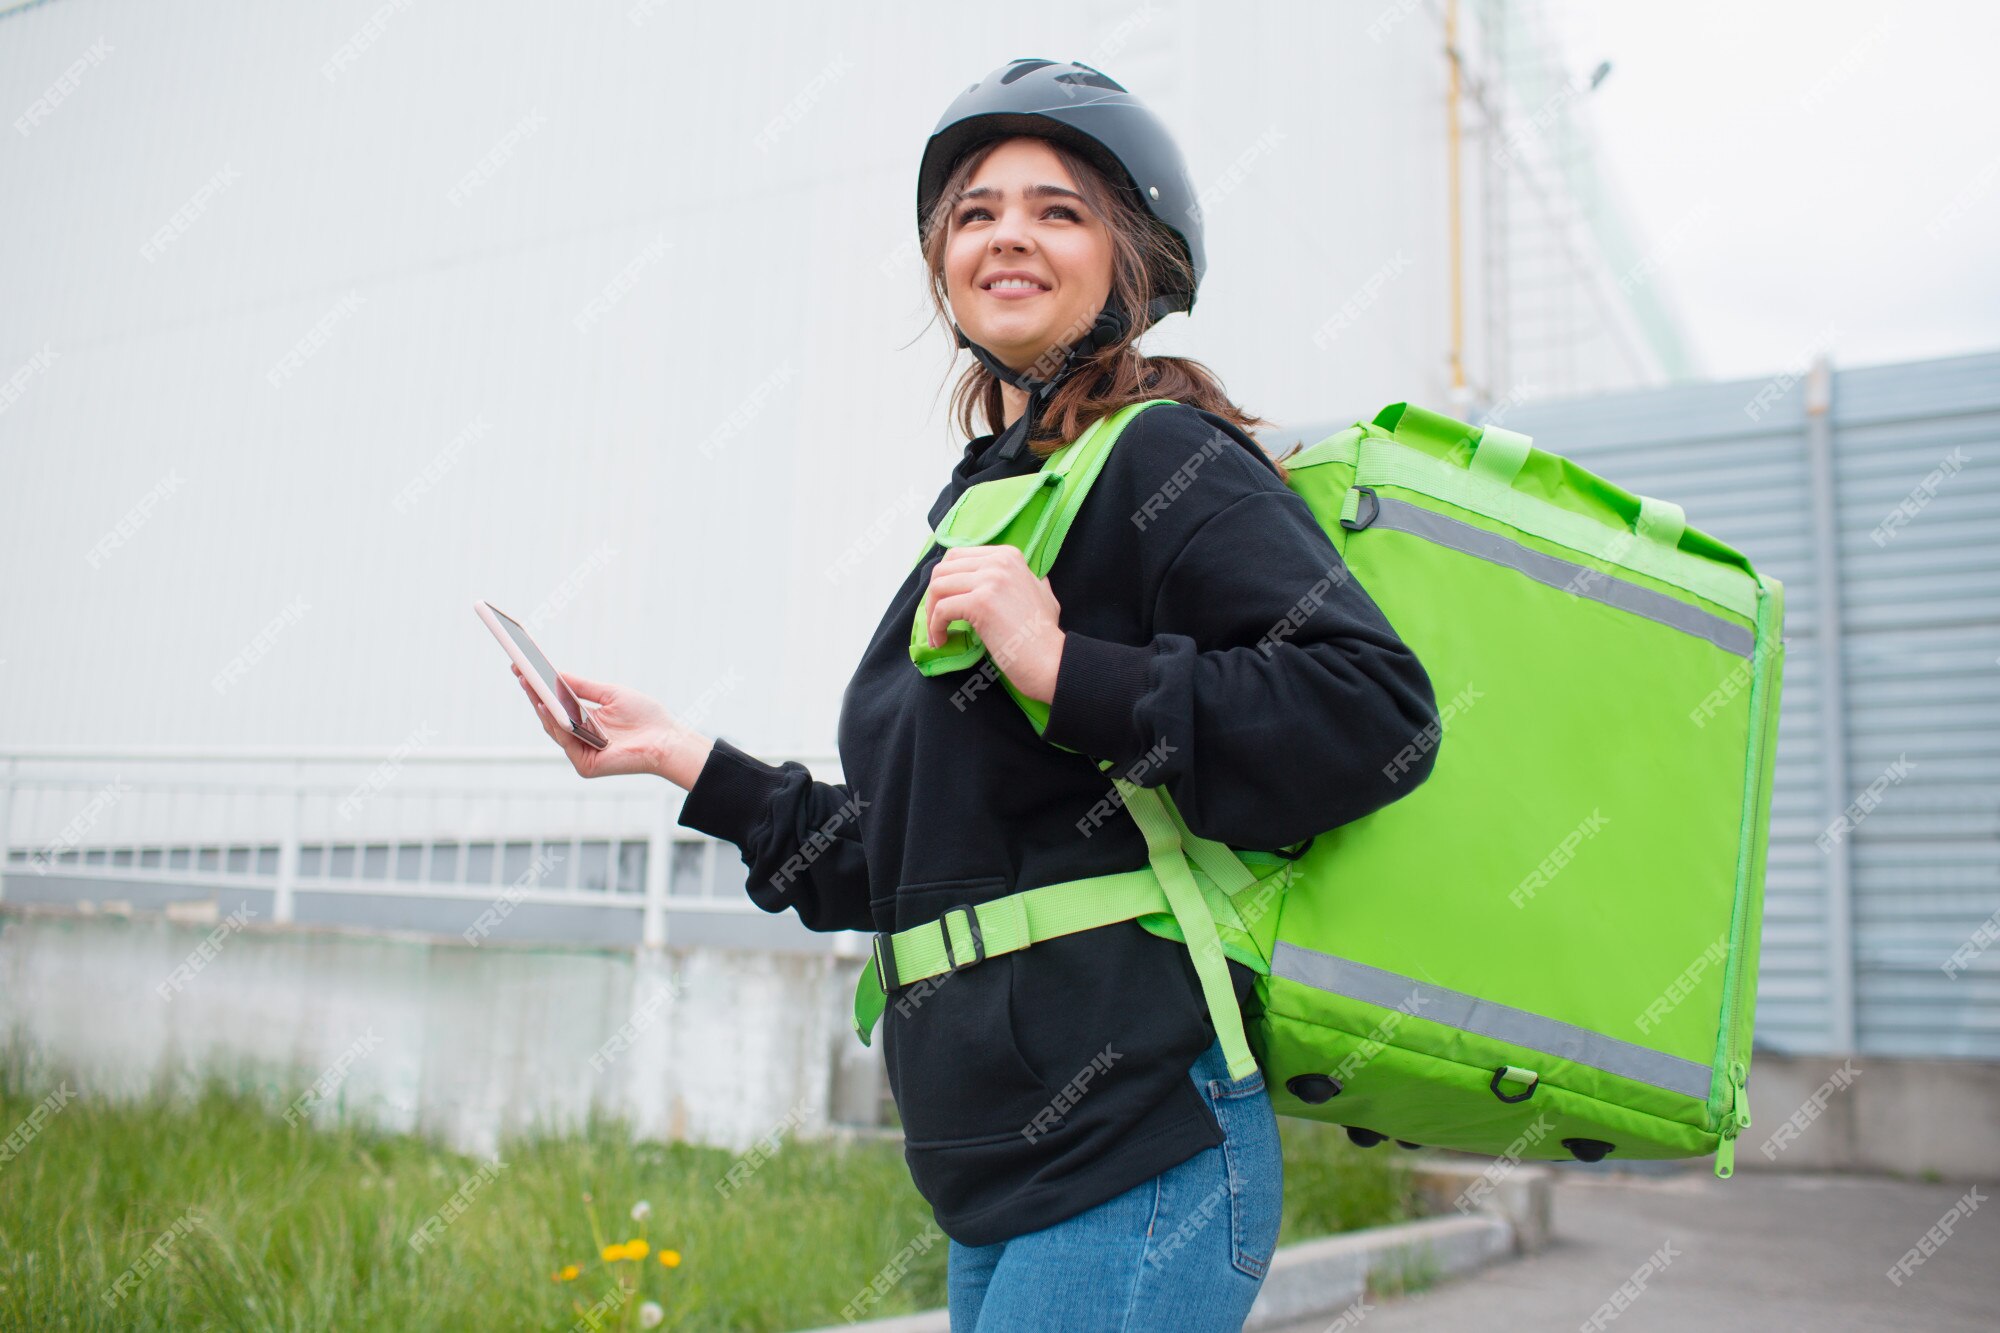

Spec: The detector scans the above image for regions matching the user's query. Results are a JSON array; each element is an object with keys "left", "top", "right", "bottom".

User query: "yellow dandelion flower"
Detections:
[
  {"left": 552, "top": 1264, "right": 580, "bottom": 1282},
  {"left": 601, "top": 1243, "right": 626, "bottom": 1263},
  {"left": 658, "top": 1249, "right": 682, "bottom": 1268},
  {"left": 625, "top": 1239, "right": 650, "bottom": 1260}
]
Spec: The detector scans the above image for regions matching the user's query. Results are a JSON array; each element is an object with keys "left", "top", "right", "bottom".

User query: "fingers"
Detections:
[
  {"left": 520, "top": 675, "right": 584, "bottom": 753},
  {"left": 526, "top": 687, "right": 560, "bottom": 736},
  {"left": 543, "top": 708, "right": 592, "bottom": 770},
  {"left": 926, "top": 550, "right": 1021, "bottom": 646},
  {"left": 924, "top": 569, "right": 984, "bottom": 602},
  {"left": 508, "top": 663, "right": 593, "bottom": 770},
  {"left": 928, "top": 591, "right": 978, "bottom": 649}
]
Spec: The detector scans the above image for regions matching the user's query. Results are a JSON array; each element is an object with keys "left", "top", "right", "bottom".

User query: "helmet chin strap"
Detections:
[{"left": 956, "top": 294, "right": 1132, "bottom": 462}]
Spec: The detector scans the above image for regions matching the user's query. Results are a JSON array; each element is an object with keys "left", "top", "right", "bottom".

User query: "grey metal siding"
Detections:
[{"left": 1829, "top": 354, "right": 2000, "bottom": 1059}]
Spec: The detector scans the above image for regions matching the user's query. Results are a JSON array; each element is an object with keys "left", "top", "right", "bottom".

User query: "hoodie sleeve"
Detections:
[
  {"left": 674, "top": 736, "right": 873, "bottom": 933},
  {"left": 1040, "top": 407, "right": 1441, "bottom": 851}
]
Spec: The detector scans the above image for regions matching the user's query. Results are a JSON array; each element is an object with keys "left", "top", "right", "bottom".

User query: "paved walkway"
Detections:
[{"left": 1271, "top": 1167, "right": 1994, "bottom": 1332}]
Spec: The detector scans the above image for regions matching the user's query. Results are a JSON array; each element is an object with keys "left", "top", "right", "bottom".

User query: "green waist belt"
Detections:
[{"left": 850, "top": 775, "right": 1292, "bottom": 1082}]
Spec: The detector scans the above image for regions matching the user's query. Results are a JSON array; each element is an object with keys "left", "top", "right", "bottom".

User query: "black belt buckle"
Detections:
[
  {"left": 872, "top": 932, "right": 901, "bottom": 992},
  {"left": 939, "top": 902, "right": 985, "bottom": 974}
]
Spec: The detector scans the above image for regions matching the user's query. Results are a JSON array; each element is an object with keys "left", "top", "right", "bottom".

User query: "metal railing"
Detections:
[{"left": 0, "top": 746, "right": 852, "bottom": 953}]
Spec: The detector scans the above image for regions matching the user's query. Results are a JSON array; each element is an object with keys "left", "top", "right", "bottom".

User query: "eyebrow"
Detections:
[{"left": 953, "top": 183, "right": 1087, "bottom": 207}]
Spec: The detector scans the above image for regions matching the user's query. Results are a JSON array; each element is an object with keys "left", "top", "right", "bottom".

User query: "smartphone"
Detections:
[{"left": 473, "top": 599, "right": 609, "bottom": 749}]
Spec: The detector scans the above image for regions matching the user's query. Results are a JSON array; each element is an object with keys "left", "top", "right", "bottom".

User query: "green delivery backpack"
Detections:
[{"left": 851, "top": 396, "right": 1785, "bottom": 1178}]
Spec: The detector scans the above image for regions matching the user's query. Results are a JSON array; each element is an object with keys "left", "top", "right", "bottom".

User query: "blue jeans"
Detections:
[{"left": 945, "top": 1035, "right": 1283, "bottom": 1332}]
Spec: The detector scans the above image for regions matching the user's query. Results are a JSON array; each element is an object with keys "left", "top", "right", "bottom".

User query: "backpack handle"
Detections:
[
  {"left": 1376, "top": 401, "right": 1689, "bottom": 554},
  {"left": 1372, "top": 402, "right": 1532, "bottom": 486},
  {"left": 1636, "top": 494, "right": 1686, "bottom": 551}
]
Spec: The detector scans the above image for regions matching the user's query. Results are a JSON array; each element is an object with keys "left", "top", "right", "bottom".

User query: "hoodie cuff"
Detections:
[
  {"left": 675, "top": 736, "right": 788, "bottom": 850},
  {"left": 1042, "top": 630, "right": 1156, "bottom": 768}
]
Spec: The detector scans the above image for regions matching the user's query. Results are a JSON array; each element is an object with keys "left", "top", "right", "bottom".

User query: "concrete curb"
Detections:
[
  {"left": 1242, "top": 1212, "right": 1512, "bottom": 1330},
  {"left": 1409, "top": 1156, "right": 1556, "bottom": 1255},
  {"left": 797, "top": 1158, "right": 1553, "bottom": 1333}
]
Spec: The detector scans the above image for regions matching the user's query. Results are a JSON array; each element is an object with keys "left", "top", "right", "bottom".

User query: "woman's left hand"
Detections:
[{"left": 923, "top": 545, "right": 1067, "bottom": 703}]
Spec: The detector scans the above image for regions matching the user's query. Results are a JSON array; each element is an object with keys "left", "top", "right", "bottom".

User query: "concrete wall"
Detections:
[
  {"left": 13, "top": 905, "right": 1993, "bottom": 1177},
  {"left": 1737, "top": 1047, "right": 2000, "bottom": 1181},
  {"left": 0, "top": 906, "right": 883, "bottom": 1158}
]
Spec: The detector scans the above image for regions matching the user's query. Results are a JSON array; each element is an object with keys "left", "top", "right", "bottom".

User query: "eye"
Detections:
[{"left": 955, "top": 204, "right": 1084, "bottom": 224}]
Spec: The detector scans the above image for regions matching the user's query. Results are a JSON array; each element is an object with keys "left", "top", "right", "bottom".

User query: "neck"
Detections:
[{"left": 999, "top": 380, "right": 1030, "bottom": 434}]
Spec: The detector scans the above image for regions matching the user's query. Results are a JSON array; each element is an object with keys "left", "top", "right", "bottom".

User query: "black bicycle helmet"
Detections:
[
  {"left": 918, "top": 57, "right": 1206, "bottom": 322},
  {"left": 918, "top": 57, "right": 1205, "bottom": 459}
]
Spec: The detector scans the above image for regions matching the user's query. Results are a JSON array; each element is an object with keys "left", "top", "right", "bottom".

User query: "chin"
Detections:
[{"left": 969, "top": 320, "right": 1065, "bottom": 355}]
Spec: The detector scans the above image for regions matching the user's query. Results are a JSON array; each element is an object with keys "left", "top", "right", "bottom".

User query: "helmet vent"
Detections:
[
  {"left": 1000, "top": 59, "right": 1057, "bottom": 84},
  {"left": 1054, "top": 68, "right": 1125, "bottom": 92}
]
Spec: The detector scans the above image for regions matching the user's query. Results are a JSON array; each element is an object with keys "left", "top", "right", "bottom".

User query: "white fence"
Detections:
[{"left": 0, "top": 746, "right": 860, "bottom": 957}]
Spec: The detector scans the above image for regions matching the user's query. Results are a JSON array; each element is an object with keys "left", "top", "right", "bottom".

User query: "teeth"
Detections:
[{"left": 987, "top": 278, "right": 1044, "bottom": 290}]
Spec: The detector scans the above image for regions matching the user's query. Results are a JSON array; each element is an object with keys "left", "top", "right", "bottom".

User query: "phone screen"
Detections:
[{"left": 489, "top": 605, "right": 585, "bottom": 730}]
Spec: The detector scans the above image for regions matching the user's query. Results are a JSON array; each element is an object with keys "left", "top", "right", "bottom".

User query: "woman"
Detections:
[{"left": 515, "top": 58, "right": 1440, "bottom": 1332}]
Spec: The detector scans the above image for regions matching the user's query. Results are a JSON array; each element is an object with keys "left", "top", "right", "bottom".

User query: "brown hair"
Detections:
[{"left": 920, "top": 135, "right": 1303, "bottom": 484}]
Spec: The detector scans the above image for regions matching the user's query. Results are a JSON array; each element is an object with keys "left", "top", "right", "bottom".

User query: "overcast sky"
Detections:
[{"left": 1554, "top": 0, "right": 1999, "bottom": 381}]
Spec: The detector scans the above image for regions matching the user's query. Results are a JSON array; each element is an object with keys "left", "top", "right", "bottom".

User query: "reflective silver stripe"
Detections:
[
  {"left": 1271, "top": 940, "right": 1715, "bottom": 1100},
  {"left": 1366, "top": 495, "right": 1754, "bottom": 658}
]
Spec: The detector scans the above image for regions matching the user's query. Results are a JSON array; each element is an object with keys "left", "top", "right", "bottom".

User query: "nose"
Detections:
[{"left": 989, "top": 207, "right": 1034, "bottom": 255}]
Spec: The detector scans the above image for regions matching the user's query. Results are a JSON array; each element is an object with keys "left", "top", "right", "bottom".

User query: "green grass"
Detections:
[
  {"left": 1365, "top": 1243, "right": 1442, "bottom": 1300},
  {"left": 0, "top": 1056, "right": 1418, "bottom": 1331},
  {"left": 1277, "top": 1118, "right": 1423, "bottom": 1246}
]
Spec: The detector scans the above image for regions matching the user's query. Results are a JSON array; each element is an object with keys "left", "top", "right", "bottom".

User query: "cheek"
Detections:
[
  {"left": 1053, "top": 236, "right": 1112, "bottom": 298},
  {"left": 944, "top": 236, "right": 977, "bottom": 291},
  {"left": 1087, "top": 242, "right": 1114, "bottom": 296}
]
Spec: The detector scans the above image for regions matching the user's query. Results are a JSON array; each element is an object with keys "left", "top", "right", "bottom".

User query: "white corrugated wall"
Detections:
[{"left": 1, "top": 0, "right": 1683, "bottom": 759}]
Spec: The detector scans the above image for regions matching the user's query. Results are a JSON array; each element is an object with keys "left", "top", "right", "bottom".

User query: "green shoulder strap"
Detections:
[
  {"left": 908, "top": 397, "right": 1180, "bottom": 680},
  {"left": 878, "top": 396, "right": 1270, "bottom": 1080}
]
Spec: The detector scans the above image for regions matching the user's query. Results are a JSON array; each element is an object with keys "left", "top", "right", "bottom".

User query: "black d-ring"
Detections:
[
  {"left": 1339, "top": 485, "right": 1380, "bottom": 531},
  {"left": 1489, "top": 1066, "right": 1538, "bottom": 1104},
  {"left": 1271, "top": 835, "right": 1316, "bottom": 862}
]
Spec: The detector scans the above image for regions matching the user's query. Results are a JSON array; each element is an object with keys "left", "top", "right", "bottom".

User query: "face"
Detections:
[{"left": 943, "top": 136, "right": 1114, "bottom": 375}]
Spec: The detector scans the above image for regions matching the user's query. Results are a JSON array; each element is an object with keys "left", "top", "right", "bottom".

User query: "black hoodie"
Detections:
[{"left": 675, "top": 400, "right": 1439, "bottom": 1246}]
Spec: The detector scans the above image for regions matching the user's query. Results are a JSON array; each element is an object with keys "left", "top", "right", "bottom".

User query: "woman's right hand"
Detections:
[{"left": 513, "top": 663, "right": 713, "bottom": 789}]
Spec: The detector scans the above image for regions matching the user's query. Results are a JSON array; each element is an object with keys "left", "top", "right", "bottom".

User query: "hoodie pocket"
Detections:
[{"left": 882, "top": 877, "right": 1050, "bottom": 1146}]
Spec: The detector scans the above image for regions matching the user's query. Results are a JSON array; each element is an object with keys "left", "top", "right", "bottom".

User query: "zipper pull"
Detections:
[{"left": 1714, "top": 1061, "right": 1751, "bottom": 1180}]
